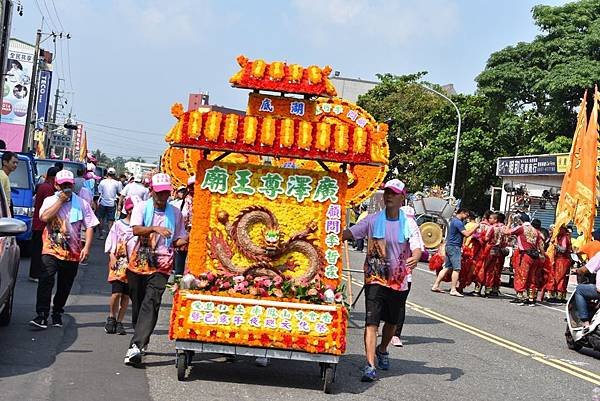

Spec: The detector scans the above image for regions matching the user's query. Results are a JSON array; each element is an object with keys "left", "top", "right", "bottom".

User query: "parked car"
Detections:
[
  {"left": 0, "top": 152, "right": 36, "bottom": 253},
  {"left": 0, "top": 184, "right": 27, "bottom": 326}
]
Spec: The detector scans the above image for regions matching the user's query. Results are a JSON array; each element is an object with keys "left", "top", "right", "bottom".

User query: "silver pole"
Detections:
[{"left": 417, "top": 83, "right": 462, "bottom": 199}]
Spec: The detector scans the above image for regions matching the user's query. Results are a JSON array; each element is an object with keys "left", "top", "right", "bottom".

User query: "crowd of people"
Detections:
[
  {"left": 429, "top": 209, "right": 588, "bottom": 307},
  {"left": 18, "top": 161, "right": 599, "bottom": 382},
  {"left": 26, "top": 163, "right": 191, "bottom": 367}
]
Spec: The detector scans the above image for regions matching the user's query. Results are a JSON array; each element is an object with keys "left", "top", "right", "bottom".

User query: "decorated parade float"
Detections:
[{"left": 161, "top": 56, "right": 389, "bottom": 391}]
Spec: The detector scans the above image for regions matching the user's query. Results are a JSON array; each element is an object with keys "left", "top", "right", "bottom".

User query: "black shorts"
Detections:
[
  {"left": 364, "top": 284, "right": 408, "bottom": 326},
  {"left": 111, "top": 280, "right": 129, "bottom": 294}
]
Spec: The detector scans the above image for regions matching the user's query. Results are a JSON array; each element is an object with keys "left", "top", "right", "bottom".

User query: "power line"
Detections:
[
  {"left": 77, "top": 119, "right": 165, "bottom": 136},
  {"left": 50, "top": 0, "right": 65, "bottom": 31},
  {"left": 66, "top": 39, "right": 73, "bottom": 92},
  {"left": 33, "top": 0, "right": 44, "bottom": 19},
  {"left": 42, "top": 0, "right": 58, "bottom": 31}
]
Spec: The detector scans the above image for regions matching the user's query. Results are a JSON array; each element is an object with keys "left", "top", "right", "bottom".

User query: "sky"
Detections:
[{"left": 12, "top": 0, "right": 570, "bottom": 163}]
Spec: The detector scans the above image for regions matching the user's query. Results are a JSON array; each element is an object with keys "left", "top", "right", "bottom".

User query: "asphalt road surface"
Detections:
[{"left": 1, "top": 241, "right": 599, "bottom": 401}]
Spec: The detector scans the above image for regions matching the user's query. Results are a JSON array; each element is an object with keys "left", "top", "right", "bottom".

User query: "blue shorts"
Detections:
[
  {"left": 97, "top": 204, "right": 116, "bottom": 221},
  {"left": 444, "top": 245, "right": 462, "bottom": 271}
]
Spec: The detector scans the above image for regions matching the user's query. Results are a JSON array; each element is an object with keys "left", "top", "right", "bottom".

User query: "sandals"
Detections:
[
  {"left": 449, "top": 291, "right": 464, "bottom": 297},
  {"left": 431, "top": 287, "right": 444, "bottom": 293}
]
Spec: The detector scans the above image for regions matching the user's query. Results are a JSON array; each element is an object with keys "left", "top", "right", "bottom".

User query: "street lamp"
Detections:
[{"left": 417, "top": 83, "right": 462, "bottom": 200}]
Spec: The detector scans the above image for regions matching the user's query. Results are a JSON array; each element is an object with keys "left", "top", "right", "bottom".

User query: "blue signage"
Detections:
[{"left": 35, "top": 70, "right": 52, "bottom": 130}]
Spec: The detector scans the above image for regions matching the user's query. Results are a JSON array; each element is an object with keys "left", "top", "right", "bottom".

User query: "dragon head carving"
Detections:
[{"left": 262, "top": 228, "right": 282, "bottom": 255}]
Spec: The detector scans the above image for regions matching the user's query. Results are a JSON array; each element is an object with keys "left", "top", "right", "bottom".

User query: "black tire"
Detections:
[
  {"left": 176, "top": 352, "right": 187, "bottom": 381},
  {"left": 0, "top": 284, "right": 15, "bottom": 326},
  {"left": 565, "top": 325, "right": 582, "bottom": 351},
  {"left": 323, "top": 365, "right": 334, "bottom": 394}
]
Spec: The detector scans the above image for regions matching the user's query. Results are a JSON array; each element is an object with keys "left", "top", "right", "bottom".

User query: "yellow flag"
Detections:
[
  {"left": 553, "top": 90, "right": 589, "bottom": 236},
  {"left": 79, "top": 131, "right": 88, "bottom": 162},
  {"left": 572, "top": 87, "right": 599, "bottom": 242}
]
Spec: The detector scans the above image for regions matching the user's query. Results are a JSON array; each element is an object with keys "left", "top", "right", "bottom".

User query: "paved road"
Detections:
[{"left": 2, "top": 243, "right": 600, "bottom": 400}]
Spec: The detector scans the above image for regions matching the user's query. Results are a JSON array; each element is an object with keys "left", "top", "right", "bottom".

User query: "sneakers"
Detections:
[
  {"left": 361, "top": 364, "right": 377, "bottom": 382},
  {"left": 52, "top": 314, "right": 63, "bottom": 327},
  {"left": 255, "top": 357, "right": 270, "bottom": 367},
  {"left": 375, "top": 346, "right": 390, "bottom": 370},
  {"left": 105, "top": 317, "right": 117, "bottom": 334},
  {"left": 391, "top": 336, "right": 403, "bottom": 347},
  {"left": 124, "top": 344, "right": 142, "bottom": 365},
  {"left": 115, "top": 321, "right": 126, "bottom": 335},
  {"left": 29, "top": 314, "right": 48, "bottom": 329},
  {"left": 141, "top": 345, "right": 147, "bottom": 356}
]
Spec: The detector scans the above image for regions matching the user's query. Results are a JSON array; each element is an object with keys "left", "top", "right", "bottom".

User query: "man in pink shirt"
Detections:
[
  {"left": 342, "top": 179, "right": 423, "bottom": 382},
  {"left": 124, "top": 173, "right": 188, "bottom": 366},
  {"left": 573, "top": 252, "right": 600, "bottom": 328},
  {"left": 29, "top": 170, "right": 99, "bottom": 329}
]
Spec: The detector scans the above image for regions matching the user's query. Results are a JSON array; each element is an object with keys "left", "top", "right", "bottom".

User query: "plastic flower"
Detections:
[{"left": 196, "top": 279, "right": 210, "bottom": 289}]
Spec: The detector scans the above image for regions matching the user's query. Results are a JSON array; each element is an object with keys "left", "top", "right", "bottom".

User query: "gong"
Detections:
[{"left": 420, "top": 222, "right": 443, "bottom": 249}]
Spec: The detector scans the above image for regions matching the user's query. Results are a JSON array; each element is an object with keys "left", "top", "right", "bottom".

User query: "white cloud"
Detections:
[
  {"left": 290, "top": 0, "right": 459, "bottom": 46},
  {"left": 114, "top": 0, "right": 217, "bottom": 47}
]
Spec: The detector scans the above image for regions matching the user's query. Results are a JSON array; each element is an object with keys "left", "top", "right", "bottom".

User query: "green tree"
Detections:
[
  {"left": 415, "top": 95, "right": 504, "bottom": 210},
  {"left": 476, "top": 0, "right": 600, "bottom": 154},
  {"left": 357, "top": 73, "right": 446, "bottom": 189},
  {"left": 91, "top": 149, "right": 111, "bottom": 166}
]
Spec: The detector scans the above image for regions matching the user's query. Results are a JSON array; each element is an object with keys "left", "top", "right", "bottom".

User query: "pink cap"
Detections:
[
  {"left": 121, "top": 195, "right": 142, "bottom": 214},
  {"left": 55, "top": 170, "right": 74, "bottom": 185},
  {"left": 151, "top": 173, "right": 172, "bottom": 192},
  {"left": 383, "top": 179, "right": 406, "bottom": 195}
]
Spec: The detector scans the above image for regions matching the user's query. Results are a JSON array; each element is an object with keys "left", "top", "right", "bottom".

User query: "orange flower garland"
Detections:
[{"left": 169, "top": 290, "right": 348, "bottom": 355}]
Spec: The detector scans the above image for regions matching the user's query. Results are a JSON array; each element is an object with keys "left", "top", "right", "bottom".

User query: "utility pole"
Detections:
[
  {"left": 22, "top": 28, "right": 41, "bottom": 152},
  {"left": 51, "top": 78, "right": 61, "bottom": 123}
]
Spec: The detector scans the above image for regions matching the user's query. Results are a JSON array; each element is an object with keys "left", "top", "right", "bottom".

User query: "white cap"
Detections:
[
  {"left": 383, "top": 179, "right": 406, "bottom": 194},
  {"left": 107, "top": 167, "right": 116, "bottom": 175}
]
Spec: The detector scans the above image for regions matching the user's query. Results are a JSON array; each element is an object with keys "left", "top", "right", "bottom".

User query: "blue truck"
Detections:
[{"left": 0, "top": 152, "right": 37, "bottom": 252}]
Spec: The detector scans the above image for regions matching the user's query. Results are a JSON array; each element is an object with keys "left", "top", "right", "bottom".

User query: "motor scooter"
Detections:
[{"left": 565, "top": 253, "right": 600, "bottom": 352}]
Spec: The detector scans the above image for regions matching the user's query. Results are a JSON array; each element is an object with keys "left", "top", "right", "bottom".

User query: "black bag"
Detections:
[{"left": 525, "top": 249, "right": 540, "bottom": 259}]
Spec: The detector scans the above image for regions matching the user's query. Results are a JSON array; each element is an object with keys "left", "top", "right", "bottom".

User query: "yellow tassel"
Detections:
[
  {"left": 251, "top": 59, "right": 266, "bottom": 79},
  {"left": 243, "top": 117, "right": 258, "bottom": 145},
  {"left": 316, "top": 123, "right": 331, "bottom": 151},
  {"left": 270, "top": 62, "right": 285, "bottom": 81},
  {"left": 307, "top": 65, "right": 322, "bottom": 85},
  {"left": 281, "top": 119, "right": 294, "bottom": 148},
  {"left": 289, "top": 64, "right": 303, "bottom": 82},
  {"left": 260, "top": 117, "right": 276, "bottom": 146},
  {"left": 204, "top": 112, "right": 222, "bottom": 142},
  {"left": 334, "top": 124, "right": 349, "bottom": 153},
  {"left": 353, "top": 127, "right": 367, "bottom": 153},
  {"left": 298, "top": 121, "right": 313, "bottom": 150},
  {"left": 224, "top": 114, "right": 239, "bottom": 143},
  {"left": 189, "top": 111, "right": 202, "bottom": 139}
]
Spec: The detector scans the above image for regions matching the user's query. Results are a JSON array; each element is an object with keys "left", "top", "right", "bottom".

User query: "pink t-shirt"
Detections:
[
  {"left": 40, "top": 194, "right": 99, "bottom": 262},
  {"left": 128, "top": 200, "right": 187, "bottom": 275},
  {"left": 350, "top": 212, "right": 423, "bottom": 291},
  {"left": 585, "top": 252, "right": 600, "bottom": 291},
  {"left": 105, "top": 219, "right": 136, "bottom": 282}
]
